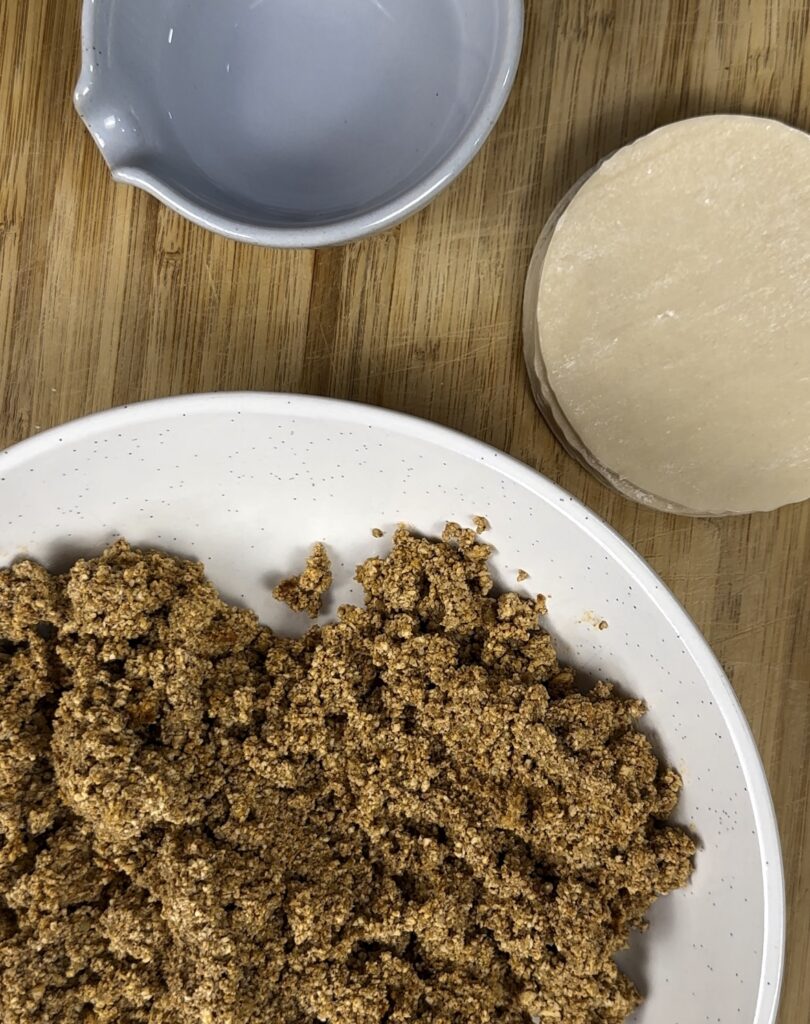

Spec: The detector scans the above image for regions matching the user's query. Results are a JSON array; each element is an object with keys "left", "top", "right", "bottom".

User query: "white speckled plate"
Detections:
[{"left": 0, "top": 393, "right": 783, "bottom": 1024}]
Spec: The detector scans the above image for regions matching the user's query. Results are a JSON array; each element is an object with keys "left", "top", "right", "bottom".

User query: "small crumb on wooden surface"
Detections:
[{"left": 273, "top": 542, "right": 332, "bottom": 617}]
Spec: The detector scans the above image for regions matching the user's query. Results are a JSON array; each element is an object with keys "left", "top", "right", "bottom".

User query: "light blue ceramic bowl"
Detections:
[{"left": 75, "top": 0, "right": 524, "bottom": 247}]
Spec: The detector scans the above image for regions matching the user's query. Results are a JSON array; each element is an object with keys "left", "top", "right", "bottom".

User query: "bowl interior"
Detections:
[
  {"left": 88, "top": 0, "right": 509, "bottom": 228},
  {"left": 0, "top": 394, "right": 782, "bottom": 1023}
]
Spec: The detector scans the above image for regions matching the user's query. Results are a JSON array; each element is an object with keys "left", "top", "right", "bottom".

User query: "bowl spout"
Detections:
[{"left": 73, "top": 88, "right": 147, "bottom": 171}]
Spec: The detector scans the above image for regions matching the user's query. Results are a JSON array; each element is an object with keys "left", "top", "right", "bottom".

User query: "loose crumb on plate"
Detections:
[
  {"left": 472, "top": 515, "right": 490, "bottom": 534},
  {"left": 516, "top": 568, "right": 530, "bottom": 582},
  {"left": 581, "top": 610, "right": 613, "bottom": 631},
  {"left": 272, "top": 541, "right": 332, "bottom": 617},
  {"left": 0, "top": 528, "right": 694, "bottom": 1024},
  {"left": 371, "top": 527, "right": 384, "bottom": 538}
]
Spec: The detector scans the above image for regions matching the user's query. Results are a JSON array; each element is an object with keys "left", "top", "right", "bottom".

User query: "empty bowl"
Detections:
[{"left": 74, "top": 0, "right": 524, "bottom": 247}]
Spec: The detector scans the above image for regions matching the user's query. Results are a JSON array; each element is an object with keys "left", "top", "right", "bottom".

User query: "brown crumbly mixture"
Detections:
[
  {"left": 273, "top": 542, "right": 332, "bottom": 617},
  {"left": 0, "top": 526, "right": 694, "bottom": 1024},
  {"left": 472, "top": 516, "right": 490, "bottom": 535}
]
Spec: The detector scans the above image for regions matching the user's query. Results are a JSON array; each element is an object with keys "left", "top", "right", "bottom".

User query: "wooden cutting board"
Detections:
[{"left": 0, "top": 1, "right": 807, "bottom": 1019}]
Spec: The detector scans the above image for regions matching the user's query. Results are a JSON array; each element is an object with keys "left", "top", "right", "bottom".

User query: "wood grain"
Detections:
[{"left": 1, "top": 0, "right": 807, "bottom": 1018}]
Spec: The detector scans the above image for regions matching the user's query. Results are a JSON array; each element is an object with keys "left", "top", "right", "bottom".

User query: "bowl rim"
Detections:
[
  {"left": 1, "top": 390, "right": 785, "bottom": 1023},
  {"left": 73, "top": 1, "right": 525, "bottom": 248}
]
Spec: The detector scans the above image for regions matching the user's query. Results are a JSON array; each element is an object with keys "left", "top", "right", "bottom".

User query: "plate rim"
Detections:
[{"left": 0, "top": 390, "right": 785, "bottom": 1021}]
